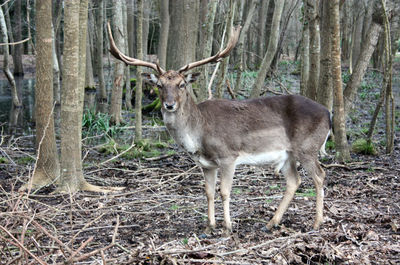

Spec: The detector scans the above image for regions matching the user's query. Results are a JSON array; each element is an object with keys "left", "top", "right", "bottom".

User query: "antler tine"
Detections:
[
  {"left": 178, "top": 26, "right": 241, "bottom": 73},
  {"left": 107, "top": 22, "right": 165, "bottom": 75}
]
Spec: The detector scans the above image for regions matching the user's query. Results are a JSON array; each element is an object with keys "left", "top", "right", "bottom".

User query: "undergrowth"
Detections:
[
  {"left": 82, "top": 109, "right": 121, "bottom": 140},
  {"left": 98, "top": 138, "right": 175, "bottom": 159}
]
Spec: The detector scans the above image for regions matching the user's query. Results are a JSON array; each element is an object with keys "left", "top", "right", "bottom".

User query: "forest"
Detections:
[{"left": 0, "top": 0, "right": 399, "bottom": 264}]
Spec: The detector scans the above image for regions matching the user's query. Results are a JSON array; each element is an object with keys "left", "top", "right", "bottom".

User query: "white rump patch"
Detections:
[{"left": 319, "top": 130, "right": 331, "bottom": 157}]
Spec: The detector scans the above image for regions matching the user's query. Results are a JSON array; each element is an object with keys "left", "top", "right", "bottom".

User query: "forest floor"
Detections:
[{"left": 0, "top": 59, "right": 399, "bottom": 264}]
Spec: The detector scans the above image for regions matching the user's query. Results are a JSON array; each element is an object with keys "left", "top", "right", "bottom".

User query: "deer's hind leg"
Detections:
[
  {"left": 301, "top": 157, "right": 326, "bottom": 230},
  {"left": 219, "top": 163, "right": 236, "bottom": 234},
  {"left": 267, "top": 154, "right": 301, "bottom": 229}
]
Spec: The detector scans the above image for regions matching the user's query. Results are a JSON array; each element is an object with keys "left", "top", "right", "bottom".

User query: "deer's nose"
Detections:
[{"left": 164, "top": 102, "right": 176, "bottom": 111}]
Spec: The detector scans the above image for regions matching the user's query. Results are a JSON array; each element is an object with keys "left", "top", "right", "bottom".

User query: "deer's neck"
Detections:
[{"left": 162, "top": 94, "right": 204, "bottom": 154}]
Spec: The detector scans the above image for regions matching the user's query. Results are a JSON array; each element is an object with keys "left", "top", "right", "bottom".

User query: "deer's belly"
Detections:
[{"left": 235, "top": 150, "right": 288, "bottom": 172}]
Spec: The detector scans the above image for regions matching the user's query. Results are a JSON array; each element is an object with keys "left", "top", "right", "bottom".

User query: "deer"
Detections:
[{"left": 107, "top": 22, "right": 331, "bottom": 235}]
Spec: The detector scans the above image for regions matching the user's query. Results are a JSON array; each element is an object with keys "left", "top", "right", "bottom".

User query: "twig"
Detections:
[
  {"left": 66, "top": 236, "right": 94, "bottom": 262},
  {"left": 101, "top": 250, "right": 107, "bottom": 265},
  {"left": 177, "top": 259, "right": 252, "bottom": 265},
  {"left": 99, "top": 142, "right": 135, "bottom": 165},
  {"left": 69, "top": 243, "right": 114, "bottom": 263},
  {"left": 0, "top": 225, "right": 48, "bottom": 265},
  {"left": 67, "top": 213, "right": 106, "bottom": 246},
  {"left": 143, "top": 153, "right": 174, "bottom": 161},
  {"left": 111, "top": 165, "right": 198, "bottom": 198},
  {"left": 218, "top": 231, "right": 311, "bottom": 257},
  {"left": 226, "top": 79, "right": 236, "bottom": 99},
  {"left": 31, "top": 220, "right": 73, "bottom": 254},
  {"left": 112, "top": 214, "right": 120, "bottom": 244},
  {"left": 0, "top": 37, "right": 31, "bottom": 46}
]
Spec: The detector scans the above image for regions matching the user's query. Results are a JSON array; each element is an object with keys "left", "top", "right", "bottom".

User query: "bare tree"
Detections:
[
  {"left": 109, "top": 0, "right": 126, "bottom": 125},
  {"left": 157, "top": 0, "right": 169, "bottom": 69},
  {"left": 234, "top": 0, "right": 257, "bottom": 93},
  {"left": 250, "top": 0, "right": 285, "bottom": 98},
  {"left": 123, "top": 2, "right": 133, "bottom": 110},
  {"left": 23, "top": 0, "right": 60, "bottom": 190},
  {"left": 59, "top": 0, "right": 117, "bottom": 193},
  {"left": 12, "top": 0, "right": 24, "bottom": 76},
  {"left": 330, "top": 0, "right": 350, "bottom": 162},
  {"left": 94, "top": 0, "right": 107, "bottom": 112},
  {"left": 0, "top": 6, "right": 21, "bottom": 107},
  {"left": 305, "top": 0, "right": 320, "bottom": 101},
  {"left": 197, "top": 0, "right": 217, "bottom": 101},
  {"left": 167, "top": 0, "right": 199, "bottom": 70},
  {"left": 317, "top": 0, "right": 332, "bottom": 110},
  {"left": 135, "top": 0, "right": 144, "bottom": 141},
  {"left": 300, "top": 2, "right": 310, "bottom": 96}
]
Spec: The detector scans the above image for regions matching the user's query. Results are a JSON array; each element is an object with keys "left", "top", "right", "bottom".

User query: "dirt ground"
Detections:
[
  {"left": 0, "top": 131, "right": 400, "bottom": 264},
  {"left": 0, "top": 59, "right": 399, "bottom": 264}
]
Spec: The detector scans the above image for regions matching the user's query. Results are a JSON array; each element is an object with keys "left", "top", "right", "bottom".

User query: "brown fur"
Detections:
[{"left": 144, "top": 70, "right": 331, "bottom": 234}]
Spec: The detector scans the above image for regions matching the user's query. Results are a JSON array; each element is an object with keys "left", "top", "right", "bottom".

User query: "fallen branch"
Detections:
[{"left": 0, "top": 225, "right": 48, "bottom": 265}]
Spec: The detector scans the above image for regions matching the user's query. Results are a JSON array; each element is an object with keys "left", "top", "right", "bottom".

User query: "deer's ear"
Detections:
[
  {"left": 185, "top": 72, "right": 201, "bottom": 83},
  {"left": 141, "top": 73, "right": 159, "bottom": 86}
]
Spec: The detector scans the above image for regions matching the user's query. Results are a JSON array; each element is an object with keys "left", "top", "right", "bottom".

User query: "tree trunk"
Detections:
[
  {"left": 256, "top": 0, "right": 269, "bottom": 66},
  {"left": 26, "top": 0, "right": 60, "bottom": 190},
  {"left": 234, "top": 0, "right": 257, "bottom": 94},
  {"left": 4, "top": 2, "right": 14, "bottom": 55},
  {"left": 134, "top": 0, "right": 144, "bottom": 141},
  {"left": 305, "top": 0, "right": 320, "bottom": 101},
  {"left": 350, "top": 2, "right": 364, "bottom": 71},
  {"left": 197, "top": 0, "right": 217, "bottom": 102},
  {"left": 59, "top": 0, "right": 84, "bottom": 191},
  {"left": 380, "top": 0, "right": 394, "bottom": 154},
  {"left": 343, "top": 9, "right": 383, "bottom": 113},
  {"left": 52, "top": 23, "right": 61, "bottom": 105},
  {"left": 215, "top": 0, "right": 236, "bottom": 98},
  {"left": 167, "top": 0, "right": 199, "bottom": 100},
  {"left": 167, "top": 0, "right": 199, "bottom": 70},
  {"left": 110, "top": 0, "right": 126, "bottom": 125},
  {"left": 157, "top": 0, "right": 169, "bottom": 70},
  {"left": 250, "top": 0, "right": 285, "bottom": 98},
  {"left": 330, "top": 0, "right": 350, "bottom": 162},
  {"left": 84, "top": 26, "right": 96, "bottom": 110},
  {"left": 124, "top": 2, "right": 133, "bottom": 110},
  {"left": 0, "top": 6, "right": 21, "bottom": 107},
  {"left": 142, "top": 0, "right": 150, "bottom": 57},
  {"left": 127, "top": 0, "right": 135, "bottom": 58},
  {"left": 300, "top": 12, "right": 310, "bottom": 96},
  {"left": 317, "top": 0, "right": 332, "bottom": 111},
  {"left": 12, "top": 0, "right": 24, "bottom": 76},
  {"left": 94, "top": 0, "right": 107, "bottom": 113}
]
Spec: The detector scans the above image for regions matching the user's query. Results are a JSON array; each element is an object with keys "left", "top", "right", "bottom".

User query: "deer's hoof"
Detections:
[
  {"left": 204, "top": 225, "right": 216, "bottom": 235},
  {"left": 222, "top": 227, "right": 232, "bottom": 237}
]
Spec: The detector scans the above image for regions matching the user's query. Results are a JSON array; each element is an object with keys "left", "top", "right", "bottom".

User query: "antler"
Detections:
[
  {"left": 178, "top": 26, "right": 241, "bottom": 73},
  {"left": 107, "top": 22, "right": 165, "bottom": 75}
]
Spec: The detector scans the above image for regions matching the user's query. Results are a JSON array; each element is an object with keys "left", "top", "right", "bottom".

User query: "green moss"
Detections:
[
  {"left": 0, "top": 157, "right": 9, "bottom": 164},
  {"left": 17, "top": 156, "right": 35, "bottom": 165},
  {"left": 98, "top": 138, "right": 172, "bottom": 159},
  {"left": 325, "top": 140, "right": 335, "bottom": 151},
  {"left": 352, "top": 139, "right": 377, "bottom": 155},
  {"left": 296, "top": 188, "right": 316, "bottom": 197}
]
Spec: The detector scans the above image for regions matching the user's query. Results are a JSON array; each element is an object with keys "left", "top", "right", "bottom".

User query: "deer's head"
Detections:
[
  {"left": 141, "top": 71, "right": 200, "bottom": 112},
  {"left": 107, "top": 22, "right": 240, "bottom": 113}
]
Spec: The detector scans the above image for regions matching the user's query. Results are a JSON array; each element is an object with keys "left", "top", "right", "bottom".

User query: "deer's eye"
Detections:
[
  {"left": 156, "top": 83, "right": 163, "bottom": 89},
  {"left": 179, "top": 83, "right": 186, "bottom": 90}
]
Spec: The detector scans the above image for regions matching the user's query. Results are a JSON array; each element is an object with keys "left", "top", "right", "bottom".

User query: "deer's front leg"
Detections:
[
  {"left": 219, "top": 164, "right": 235, "bottom": 235},
  {"left": 203, "top": 168, "right": 217, "bottom": 233}
]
